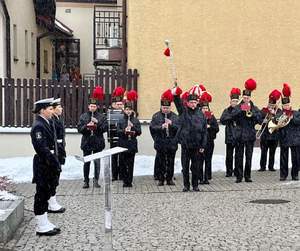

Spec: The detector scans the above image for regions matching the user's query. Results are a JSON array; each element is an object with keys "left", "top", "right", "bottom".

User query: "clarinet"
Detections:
[
  {"left": 165, "top": 113, "right": 169, "bottom": 138},
  {"left": 127, "top": 115, "right": 131, "bottom": 140},
  {"left": 90, "top": 110, "right": 95, "bottom": 136}
]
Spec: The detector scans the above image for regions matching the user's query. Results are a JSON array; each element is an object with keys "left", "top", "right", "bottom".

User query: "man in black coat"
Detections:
[
  {"left": 199, "top": 92, "right": 219, "bottom": 184},
  {"left": 258, "top": 90, "right": 281, "bottom": 172},
  {"left": 77, "top": 98, "right": 108, "bottom": 188},
  {"left": 108, "top": 92, "right": 124, "bottom": 181},
  {"left": 231, "top": 79, "right": 262, "bottom": 183},
  {"left": 48, "top": 98, "right": 66, "bottom": 213},
  {"left": 117, "top": 101, "right": 142, "bottom": 187},
  {"left": 276, "top": 84, "right": 300, "bottom": 181},
  {"left": 220, "top": 88, "right": 240, "bottom": 177},
  {"left": 150, "top": 90, "right": 179, "bottom": 186},
  {"left": 173, "top": 86, "right": 207, "bottom": 192},
  {"left": 31, "top": 98, "right": 61, "bottom": 236}
]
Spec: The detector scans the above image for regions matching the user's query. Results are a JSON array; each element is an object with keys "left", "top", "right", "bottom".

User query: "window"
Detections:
[
  {"left": 43, "top": 50, "right": 48, "bottom": 73},
  {"left": 25, "top": 30, "right": 29, "bottom": 64},
  {"left": 31, "top": 32, "right": 35, "bottom": 64},
  {"left": 13, "top": 24, "right": 18, "bottom": 61}
]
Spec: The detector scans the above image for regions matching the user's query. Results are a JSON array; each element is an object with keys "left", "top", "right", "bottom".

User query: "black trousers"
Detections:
[
  {"left": 154, "top": 152, "right": 160, "bottom": 179},
  {"left": 260, "top": 140, "right": 278, "bottom": 170},
  {"left": 111, "top": 142, "right": 122, "bottom": 180},
  {"left": 225, "top": 143, "right": 235, "bottom": 176},
  {"left": 120, "top": 152, "right": 136, "bottom": 185},
  {"left": 181, "top": 148, "right": 200, "bottom": 189},
  {"left": 199, "top": 141, "right": 214, "bottom": 181},
  {"left": 235, "top": 141, "right": 254, "bottom": 180},
  {"left": 34, "top": 183, "right": 51, "bottom": 215},
  {"left": 280, "top": 146, "right": 299, "bottom": 179},
  {"left": 157, "top": 151, "right": 176, "bottom": 182},
  {"left": 83, "top": 150, "right": 101, "bottom": 183}
]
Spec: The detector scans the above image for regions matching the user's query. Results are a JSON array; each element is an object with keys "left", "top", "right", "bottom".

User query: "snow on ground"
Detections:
[
  {"left": 0, "top": 191, "right": 18, "bottom": 201},
  {"left": 0, "top": 148, "right": 282, "bottom": 183}
]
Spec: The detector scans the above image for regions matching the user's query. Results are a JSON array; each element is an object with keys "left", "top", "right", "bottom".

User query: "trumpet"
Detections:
[
  {"left": 87, "top": 110, "right": 97, "bottom": 136},
  {"left": 240, "top": 103, "right": 252, "bottom": 117}
]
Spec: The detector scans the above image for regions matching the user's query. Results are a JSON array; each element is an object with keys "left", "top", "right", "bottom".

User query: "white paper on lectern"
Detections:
[{"left": 83, "top": 147, "right": 127, "bottom": 163}]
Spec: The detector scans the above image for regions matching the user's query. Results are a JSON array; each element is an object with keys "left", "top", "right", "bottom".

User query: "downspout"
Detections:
[{"left": 121, "top": 0, "right": 127, "bottom": 75}]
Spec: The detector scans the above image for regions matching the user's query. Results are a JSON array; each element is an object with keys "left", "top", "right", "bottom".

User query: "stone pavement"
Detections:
[{"left": 1, "top": 170, "right": 300, "bottom": 251}]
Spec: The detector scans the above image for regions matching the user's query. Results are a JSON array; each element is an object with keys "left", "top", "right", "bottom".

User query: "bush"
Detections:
[{"left": 0, "top": 176, "right": 12, "bottom": 191}]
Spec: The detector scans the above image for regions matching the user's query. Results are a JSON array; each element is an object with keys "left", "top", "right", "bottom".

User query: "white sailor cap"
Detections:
[
  {"left": 51, "top": 98, "right": 61, "bottom": 106},
  {"left": 32, "top": 98, "right": 54, "bottom": 113}
]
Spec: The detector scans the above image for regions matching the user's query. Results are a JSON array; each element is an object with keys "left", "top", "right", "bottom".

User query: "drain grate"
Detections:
[{"left": 249, "top": 199, "right": 290, "bottom": 204}]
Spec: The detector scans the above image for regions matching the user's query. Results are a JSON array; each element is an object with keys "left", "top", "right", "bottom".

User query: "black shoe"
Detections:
[
  {"left": 112, "top": 178, "right": 117, "bottom": 182},
  {"left": 208, "top": 176, "right": 212, "bottom": 180},
  {"left": 245, "top": 178, "right": 252, "bottom": 183},
  {"left": 280, "top": 177, "right": 287, "bottom": 181},
  {"left": 235, "top": 179, "right": 242, "bottom": 183},
  {"left": 158, "top": 181, "right": 164, "bottom": 186},
  {"left": 48, "top": 207, "right": 66, "bottom": 214},
  {"left": 225, "top": 173, "right": 232, "bottom": 177},
  {"left": 258, "top": 168, "right": 266, "bottom": 172},
  {"left": 154, "top": 176, "right": 159, "bottom": 181},
  {"left": 203, "top": 180, "right": 210, "bottom": 185},
  {"left": 36, "top": 229, "right": 60, "bottom": 236},
  {"left": 82, "top": 182, "right": 89, "bottom": 189},
  {"left": 268, "top": 168, "right": 276, "bottom": 172},
  {"left": 199, "top": 180, "right": 204, "bottom": 185},
  {"left": 166, "top": 180, "right": 175, "bottom": 186},
  {"left": 182, "top": 187, "right": 190, "bottom": 192},
  {"left": 93, "top": 179, "right": 101, "bottom": 188},
  {"left": 193, "top": 186, "right": 200, "bottom": 192},
  {"left": 292, "top": 176, "right": 299, "bottom": 181}
]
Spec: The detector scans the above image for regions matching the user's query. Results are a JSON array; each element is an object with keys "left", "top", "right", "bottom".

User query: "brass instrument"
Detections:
[
  {"left": 268, "top": 111, "right": 291, "bottom": 134},
  {"left": 87, "top": 110, "right": 96, "bottom": 136},
  {"left": 256, "top": 107, "right": 277, "bottom": 139},
  {"left": 240, "top": 103, "right": 252, "bottom": 117}
]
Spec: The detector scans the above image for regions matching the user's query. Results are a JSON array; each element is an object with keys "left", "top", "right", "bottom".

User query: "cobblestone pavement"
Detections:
[{"left": 1, "top": 170, "right": 300, "bottom": 251}]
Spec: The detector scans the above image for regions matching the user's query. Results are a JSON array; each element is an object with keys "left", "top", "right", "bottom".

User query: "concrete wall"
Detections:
[{"left": 127, "top": 0, "right": 300, "bottom": 119}]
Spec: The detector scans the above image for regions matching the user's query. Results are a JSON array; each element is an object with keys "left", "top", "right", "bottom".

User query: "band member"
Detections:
[
  {"left": 232, "top": 79, "right": 262, "bottom": 183},
  {"left": 31, "top": 98, "right": 61, "bottom": 236},
  {"left": 220, "top": 88, "right": 241, "bottom": 177},
  {"left": 173, "top": 85, "right": 207, "bottom": 192},
  {"left": 108, "top": 86, "right": 125, "bottom": 181},
  {"left": 150, "top": 89, "right": 179, "bottom": 186},
  {"left": 48, "top": 98, "right": 66, "bottom": 213},
  {"left": 199, "top": 92, "right": 219, "bottom": 184},
  {"left": 117, "top": 90, "right": 141, "bottom": 187},
  {"left": 257, "top": 90, "right": 281, "bottom": 172},
  {"left": 273, "top": 84, "right": 300, "bottom": 181},
  {"left": 77, "top": 87, "right": 108, "bottom": 188}
]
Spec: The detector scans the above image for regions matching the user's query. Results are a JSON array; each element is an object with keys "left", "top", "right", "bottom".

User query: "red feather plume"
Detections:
[
  {"left": 245, "top": 78, "right": 257, "bottom": 91},
  {"left": 230, "top": 87, "right": 241, "bottom": 96},
  {"left": 112, "top": 86, "right": 125, "bottom": 97},
  {"left": 200, "top": 91, "right": 212, "bottom": 103},
  {"left": 269, "top": 89, "right": 281, "bottom": 101},
  {"left": 199, "top": 84, "right": 206, "bottom": 91},
  {"left": 127, "top": 90, "right": 138, "bottom": 101},
  {"left": 92, "top": 86, "right": 104, "bottom": 101},
  {"left": 164, "top": 48, "right": 170, "bottom": 57},
  {"left": 161, "top": 89, "right": 174, "bottom": 102},
  {"left": 282, "top": 83, "right": 291, "bottom": 97},
  {"left": 181, "top": 91, "right": 189, "bottom": 100}
]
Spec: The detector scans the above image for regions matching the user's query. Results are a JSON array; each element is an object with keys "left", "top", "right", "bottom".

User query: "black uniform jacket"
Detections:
[
  {"left": 149, "top": 111, "right": 179, "bottom": 153},
  {"left": 117, "top": 113, "right": 141, "bottom": 153},
  {"left": 220, "top": 106, "right": 237, "bottom": 145},
  {"left": 77, "top": 111, "right": 108, "bottom": 152},
  {"left": 174, "top": 95, "right": 207, "bottom": 150},
  {"left": 31, "top": 115, "right": 61, "bottom": 185}
]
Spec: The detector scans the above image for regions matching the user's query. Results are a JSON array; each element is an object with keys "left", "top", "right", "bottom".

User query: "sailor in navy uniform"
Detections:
[
  {"left": 48, "top": 98, "right": 66, "bottom": 213},
  {"left": 31, "top": 98, "right": 61, "bottom": 236}
]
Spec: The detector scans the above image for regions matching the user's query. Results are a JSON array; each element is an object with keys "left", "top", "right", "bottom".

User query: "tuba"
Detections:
[{"left": 268, "top": 111, "right": 291, "bottom": 134}]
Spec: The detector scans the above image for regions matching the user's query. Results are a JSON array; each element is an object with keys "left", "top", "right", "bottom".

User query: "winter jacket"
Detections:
[{"left": 220, "top": 106, "right": 237, "bottom": 145}]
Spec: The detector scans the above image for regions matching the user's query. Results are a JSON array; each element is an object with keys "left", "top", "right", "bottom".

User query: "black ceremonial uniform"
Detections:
[
  {"left": 107, "top": 108, "right": 123, "bottom": 180},
  {"left": 199, "top": 114, "right": 219, "bottom": 183},
  {"left": 117, "top": 113, "right": 142, "bottom": 186},
  {"left": 259, "top": 108, "right": 280, "bottom": 171},
  {"left": 232, "top": 101, "right": 262, "bottom": 182},
  {"left": 220, "top": 106, "right": 237, "bottom": 177},
  {"left": 31, "top": 115, "right": 61, "bottom": 216},
  {"left": 77, "top": 110, "right": 108, "bottom": 186},
  {"left": 150, "top": 111, "right": 179, "bottom": 184},
  {"left": 174, "top": 95, "right": 207, "bottom": 191}
]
